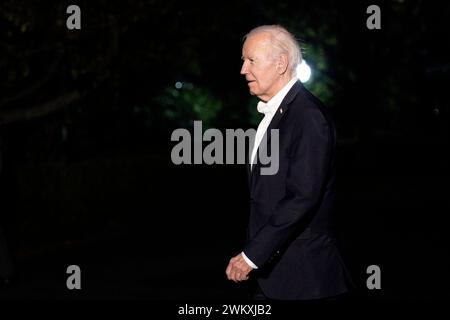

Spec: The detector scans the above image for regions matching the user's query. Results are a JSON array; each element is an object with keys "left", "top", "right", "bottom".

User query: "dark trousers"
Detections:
[{"left": 253, "top": 284, "right": 270, "bottom": 300}]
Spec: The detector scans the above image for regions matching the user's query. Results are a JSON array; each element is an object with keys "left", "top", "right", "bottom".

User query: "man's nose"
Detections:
[{"left": 240, "top": 61, "right": 248, "bottom": 75}]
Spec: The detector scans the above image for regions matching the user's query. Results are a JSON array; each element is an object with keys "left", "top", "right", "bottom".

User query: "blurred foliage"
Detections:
[
  {"left": 0, "top": 0, "right": 448, "bottom": 254},
  {"left": 0, "top": 0, "right": 447, "bottom": 143},
  {"left": 153, "top": 82, "right": 222, "bottom": 129},
  {"left": 246, "top": 96, "right": 263, "bottom": 127}
]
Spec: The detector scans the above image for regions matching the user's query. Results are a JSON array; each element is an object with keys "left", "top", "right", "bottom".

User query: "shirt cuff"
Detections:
[{"left": 242, "top": 251, "right": 258, "bottom": 269}]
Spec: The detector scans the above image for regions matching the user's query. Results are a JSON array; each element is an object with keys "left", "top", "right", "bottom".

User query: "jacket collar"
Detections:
[{"left": 247, "top": 80, "right": 303, "bottom": 185}]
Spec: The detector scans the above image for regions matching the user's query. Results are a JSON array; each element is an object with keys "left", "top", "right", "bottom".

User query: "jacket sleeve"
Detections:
[{"left": 243, "top": 107, "right": 333, "bottom": 268}]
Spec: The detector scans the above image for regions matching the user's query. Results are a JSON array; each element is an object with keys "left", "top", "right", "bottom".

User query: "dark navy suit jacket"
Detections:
[{"left": 245, "top": 80, "right": 353, "bottom": 300}]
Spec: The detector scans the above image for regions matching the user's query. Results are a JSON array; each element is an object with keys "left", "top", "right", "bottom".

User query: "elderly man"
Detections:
[{"left": 225, "top": 25, "right": 353, "bottom": 300}]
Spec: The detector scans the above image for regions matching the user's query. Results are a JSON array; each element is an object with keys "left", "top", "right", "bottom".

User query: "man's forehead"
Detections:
[{"left": 242, "top": 34, "right": 272, "bottom": 55}]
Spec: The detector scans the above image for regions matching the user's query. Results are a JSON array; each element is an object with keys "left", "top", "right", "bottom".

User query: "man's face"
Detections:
[{"left": 240, "top": 33, "right": 280, "bottom": 102}]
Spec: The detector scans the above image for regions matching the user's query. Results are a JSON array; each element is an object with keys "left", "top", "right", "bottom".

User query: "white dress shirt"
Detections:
[
  {"left": 243, "top": 76, "right": 298, "bottom": 269},
  {"left": 249, "top": 76, "right": 298, "bottom": 168}
]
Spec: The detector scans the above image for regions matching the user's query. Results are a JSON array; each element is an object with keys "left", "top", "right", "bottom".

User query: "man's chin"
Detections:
[{"left": 248, "top": 88, "right": 258, "bottom": 96}]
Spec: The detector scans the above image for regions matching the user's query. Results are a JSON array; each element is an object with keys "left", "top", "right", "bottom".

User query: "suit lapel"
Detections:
[
  {"left": 246, "top": 160, "right": 252, "bottom": 188},
  {"left": 249, "top": 81, "right": 303, "bottom": 190}
]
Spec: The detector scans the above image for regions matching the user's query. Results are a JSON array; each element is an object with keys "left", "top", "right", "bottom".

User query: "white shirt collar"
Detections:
[{"left": 262, "top": 77, "right": 298, "bottom": 116}]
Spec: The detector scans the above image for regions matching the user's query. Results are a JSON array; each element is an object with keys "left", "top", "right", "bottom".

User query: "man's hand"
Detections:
[{"left": 225, "top": 253, "right": 253, "bottom": 283}]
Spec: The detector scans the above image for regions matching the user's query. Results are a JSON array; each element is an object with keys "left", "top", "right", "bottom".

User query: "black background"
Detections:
[{"left": 0, "top": 0, "right": 448, "bottom": 302}]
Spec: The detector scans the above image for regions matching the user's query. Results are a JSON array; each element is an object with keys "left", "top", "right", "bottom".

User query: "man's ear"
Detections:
[{"left": 276, "top": 54, "right": 289, "bottom": 75}]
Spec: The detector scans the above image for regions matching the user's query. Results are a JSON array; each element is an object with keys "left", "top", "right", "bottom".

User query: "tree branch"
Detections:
[
  {"left": 0, "top": 90, "right": 81, "bottom": 125},
  {"left": 0, "top": 44, "right": 64, "bottom": 110}
]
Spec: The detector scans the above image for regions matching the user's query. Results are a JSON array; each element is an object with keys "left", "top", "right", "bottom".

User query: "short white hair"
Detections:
[{"left": 243, "top": 25, "right": 302, "bottom": 76}]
